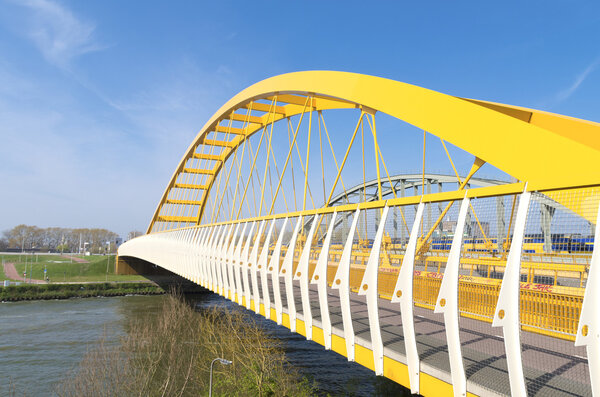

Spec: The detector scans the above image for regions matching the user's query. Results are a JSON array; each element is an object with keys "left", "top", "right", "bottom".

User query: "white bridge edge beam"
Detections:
[
  {"left": 575, "top": 200, "right": 600, "bottom": 397},
  {"left": 358, "top": 205, "right": 390, "bottom": 376},
  {"left": 332, "top": 208, "right": 361, "bottom": 362},
  {"left": 391, "top": 201, "right": 424, "bottom": 395},
  {"left": 492, "top": 189, "right": 531, "bottom": 397},
  {"left": 434, "top": 195, "right": 469, "bottom": 397},
  {"left": 311, "top": 211, "right": 337, "bottom": 350}
]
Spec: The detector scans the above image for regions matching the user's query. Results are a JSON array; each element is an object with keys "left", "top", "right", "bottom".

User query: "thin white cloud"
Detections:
[
  {"left": 552, "top": 58, "right": 599, "bottom": 104},
  {"left": 9, "top": 0, "right": 101, "bottom": 69}
]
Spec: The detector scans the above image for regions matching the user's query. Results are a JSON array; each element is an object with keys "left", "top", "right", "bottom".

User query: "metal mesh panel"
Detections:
[
  {"left": 520, "top": 188, "right": 597, "bottom": 396},
  {"left": 412, "top": 200, "right": 458, "bottom": 375},
  {"left": 458, "top": 194, "right": 518, "bottom": 396}
]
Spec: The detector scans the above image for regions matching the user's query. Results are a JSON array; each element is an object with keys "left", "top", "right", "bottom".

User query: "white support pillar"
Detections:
[
  {"left": 434, "top": 196, "right": 470, "bottom": 397},
  {"left": 575, "top": 201, "right": 600, "bottom": 397},
  {"left": 332, "top": 208, "right": 361, "bottom": 362},
  {"left": 358, "top": 206, "right": 390, "bottom": 376},
  {"left": 492, "top": 189, "right": 531, "bottom": 397},
  {"left": 295, "top": 214, "right": 319, "bottom": 340},
  {"left": 281, "top": 217, "right": 302, "bottom": 332},
  {"left": 311, "top": 211, "right": 337, "bottom": 350},
  {"left": 259, "top": 221, "right": 275, "bottom": 319},
  {"left": 270, "top": 218, "right": 288, "bottom": 325},
  {"left": 391, "top": 202, "right": 424, "bottom": 395}
]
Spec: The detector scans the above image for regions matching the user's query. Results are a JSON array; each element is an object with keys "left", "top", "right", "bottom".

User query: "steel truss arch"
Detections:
[{"left": 148, "top": 71, "right": 600, "bottom": 233}]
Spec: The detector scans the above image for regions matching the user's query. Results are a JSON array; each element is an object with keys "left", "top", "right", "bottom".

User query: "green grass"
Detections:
[
  {"left": 0, "top": 282, "right": 164, "bottom": 300},
  {"left": 2, "top": 254, "right": 147, "bottom": 283}
]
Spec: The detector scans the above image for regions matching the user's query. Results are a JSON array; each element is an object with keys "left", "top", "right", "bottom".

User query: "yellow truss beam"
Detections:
[
  {"left": 183, "top": 167, "right": 214, "bottom": 175},
  {"left": 174, "top": 183, "right": 209, "bottom": 190}
]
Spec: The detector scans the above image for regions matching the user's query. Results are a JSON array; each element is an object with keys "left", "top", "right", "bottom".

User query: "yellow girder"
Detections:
[
  {"left": 192, "top": 153, "right": 224, "bottom": 161},
  {"left": 173, "top": 183, "right": 209, "bottom": 190},
  {"left": 156, "top": 215, "right": 197, "bottom": 222},
  {"left": 182, "top": 167, "right": 214, "bottom": 175},
  {"left": 147, "top": 71, "right": 600, "bottom": 233}
]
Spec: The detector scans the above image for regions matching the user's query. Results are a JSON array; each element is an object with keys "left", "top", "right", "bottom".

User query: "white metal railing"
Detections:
[{"left": 118, "top": 194, "right": 600, "bottom": 397}]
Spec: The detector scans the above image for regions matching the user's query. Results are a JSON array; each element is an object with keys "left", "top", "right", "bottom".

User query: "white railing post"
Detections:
[
  {"left": 219, "top": 224, "right": 234, "bottom": 297},
  {"left": 575, "top": 201, "right": 600, "bottom": 397},
  {"left": 233, "top": 223, "right": 248, "bottom": 304},
  {"left": 259, "top": 221, "right": 275, "bottom": 320},
  {"left": 270, "top": 218, "right": 288, "bottom": 325},
  {"left": 359, "top": 206, "right": 389, "bottom": 376},
  {"left": 332, "top": 208, "right": 361, "bottom": 362},
  {"left": 226, "top": 223, "right": 240, "bottom": 300},
  {"left": 434, "top": 196, "right": 469, "bottom": 397},
  {"left": 295, "top": 214, "right": 319, "bottom": 340},
  {"left": 492, "top": 189, "right": 531, "bottom": 397},
  {"left": 281, "top": 217, "right": 302, "bottom": 332},
  {"left": 241, "top": 222, "right": 256, "bottom": 309},
  {"left": 311, "top": 211, "right": 337, "bottom": 350},
  {"left": 250, "top": 221, "right": 266, "bottom": 314},
  {"left": 391, "top": 202, "right": 424, "bottom": 395}
]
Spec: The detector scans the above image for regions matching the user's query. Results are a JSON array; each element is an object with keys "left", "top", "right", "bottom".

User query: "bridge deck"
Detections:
[{"left": 251, "top": 276, "right": 591, "bottom": 396}]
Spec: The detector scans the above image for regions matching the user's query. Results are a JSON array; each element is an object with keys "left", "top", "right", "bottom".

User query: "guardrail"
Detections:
[{"left": 119, "top": 185, "right": 600, "bottom": 396}]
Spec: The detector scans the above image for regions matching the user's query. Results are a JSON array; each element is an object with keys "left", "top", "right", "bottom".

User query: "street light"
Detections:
[
  {"left": 105, "top": 241, "right": 111, "bottom": 282},
  {"left": 209, "top": 357, "right": 232, "bottom": 397}
]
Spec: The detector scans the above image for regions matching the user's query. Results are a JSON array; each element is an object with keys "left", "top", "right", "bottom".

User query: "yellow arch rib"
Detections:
[{"left": 147, "top": 71, "right": 600, "bottom": 233}]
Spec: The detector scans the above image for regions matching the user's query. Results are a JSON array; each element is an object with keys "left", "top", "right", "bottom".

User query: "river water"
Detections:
[{"left": 0, "top": 293, "right": 410, "bottom": 396}]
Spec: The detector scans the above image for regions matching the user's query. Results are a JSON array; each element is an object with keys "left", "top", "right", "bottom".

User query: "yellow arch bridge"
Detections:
[{"left": 117, "top": 71, "right": 600, "bottom": 396}]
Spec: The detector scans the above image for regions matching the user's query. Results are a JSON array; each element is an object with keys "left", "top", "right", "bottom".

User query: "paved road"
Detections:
[{"left": 2, "top": 262, "right": 46, "bottom": 284}]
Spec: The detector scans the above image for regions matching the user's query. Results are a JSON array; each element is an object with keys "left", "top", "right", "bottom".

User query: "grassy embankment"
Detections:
[
  {"left": 0, "top": 282, "right": 164, "bottom": 301},
  {"left": 1, "top": 254, "right": 146, "bottom": 282}
]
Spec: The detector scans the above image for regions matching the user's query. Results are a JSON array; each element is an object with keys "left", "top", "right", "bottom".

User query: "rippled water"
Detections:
[{"left": 0, "top": 293, "right": 409, "bottom": 396}]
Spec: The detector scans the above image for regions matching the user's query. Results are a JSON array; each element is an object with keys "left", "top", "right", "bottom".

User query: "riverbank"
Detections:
[{"left": 0, "top": 282, "right": 164, "bottom": 301}]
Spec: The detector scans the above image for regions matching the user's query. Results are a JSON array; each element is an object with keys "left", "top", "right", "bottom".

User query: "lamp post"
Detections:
[
  {"left": 105, "top": 241, "right": 110, "bottom": 282},
  {"left": 209, "top": 357, "right": 232, "bottom": 397}
]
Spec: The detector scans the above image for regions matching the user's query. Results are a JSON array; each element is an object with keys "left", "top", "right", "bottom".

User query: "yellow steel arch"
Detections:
[{"left": 148, "top": 71, "right": 600, "bottom": 233}]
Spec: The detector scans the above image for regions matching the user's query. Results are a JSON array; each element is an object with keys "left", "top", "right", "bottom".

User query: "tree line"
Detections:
[{"left": 1, "top": 224, "right": 121, "bottom": 253}]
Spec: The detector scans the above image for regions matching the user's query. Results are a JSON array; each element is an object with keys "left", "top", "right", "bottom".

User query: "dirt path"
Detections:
[
  {"left": 60, "top": 255, "right": 89, "bottom": 263},
  {"left": 3, "top": 262, "right": 46, "bottom": 284}
]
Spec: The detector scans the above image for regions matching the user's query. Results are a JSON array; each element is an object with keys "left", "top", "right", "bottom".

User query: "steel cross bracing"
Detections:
[{"left": 119, "top": 72, "right": 600, "bottom": 396}]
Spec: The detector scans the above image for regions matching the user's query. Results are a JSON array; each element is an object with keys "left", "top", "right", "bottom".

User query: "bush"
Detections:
[{"left": 55, "top": 292, "right": 315, "bottom": 396}]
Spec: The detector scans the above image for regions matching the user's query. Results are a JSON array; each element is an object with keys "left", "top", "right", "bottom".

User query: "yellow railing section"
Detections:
[{"left": 273, "top": 245, "right": 587, "bottom": 342}]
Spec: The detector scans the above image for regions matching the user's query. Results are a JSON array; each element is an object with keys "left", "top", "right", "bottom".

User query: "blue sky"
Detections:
[{"left": 0, "top": 0, "right": 598, "bottom": 237}]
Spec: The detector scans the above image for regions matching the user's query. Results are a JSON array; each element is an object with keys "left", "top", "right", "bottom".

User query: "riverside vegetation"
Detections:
[
  {"left": 0, "top": 282, "right": 163, "bottom": 301},
  {"left": 55, "top": 292, "right": 316, "bottom": 397}
]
